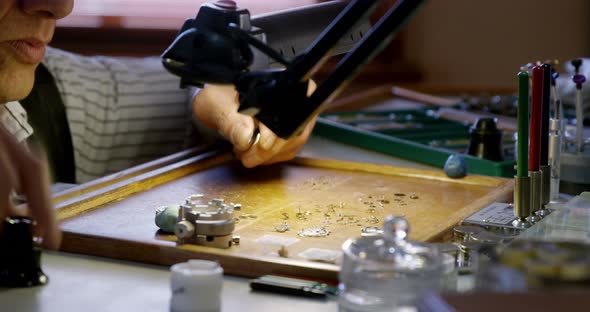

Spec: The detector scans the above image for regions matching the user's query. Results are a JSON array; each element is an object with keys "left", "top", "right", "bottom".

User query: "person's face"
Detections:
[{"left": 0, "top": 0, "right": 73, "bottom": 103}]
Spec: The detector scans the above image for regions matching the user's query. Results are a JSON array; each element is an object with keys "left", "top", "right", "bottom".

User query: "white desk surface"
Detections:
[{"left": 0, "top": 136, "right": 436, "bottom": 312}]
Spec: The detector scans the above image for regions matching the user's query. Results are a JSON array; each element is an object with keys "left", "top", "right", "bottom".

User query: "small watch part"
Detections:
[
  {"left": 298, "top": 227, "right": 330, "bottom": 237},
  {"left": 274, "top": 222, "right": 290, "bottom": 233},
  {"left": 295, "top": 212, "right": 307, "bottom": 220},
  {"left": 239, "top": 214, "right": 257, "bottom": 219},
  {"left": 361, "top": 226, "right": 383, "bottom": 236},
  {"left": 366, "top": 216, "right": 379, "bottom": 224}
]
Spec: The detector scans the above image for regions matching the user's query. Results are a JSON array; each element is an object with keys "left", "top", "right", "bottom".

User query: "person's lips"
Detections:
[{"left": 8, "top": 38, "right": 47, "bottom": 64}]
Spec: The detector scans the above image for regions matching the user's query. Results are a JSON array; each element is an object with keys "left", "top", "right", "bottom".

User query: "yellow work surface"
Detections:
[{"left": 54, "top": 149, "right": 512, "bottom": 281}]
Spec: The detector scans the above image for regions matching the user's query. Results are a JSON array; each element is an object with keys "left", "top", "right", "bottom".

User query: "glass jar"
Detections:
[{"left": 338, "top": 216, "right": 442, "bottom": 311}]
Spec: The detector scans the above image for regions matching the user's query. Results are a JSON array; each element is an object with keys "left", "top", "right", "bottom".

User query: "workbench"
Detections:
[{"left": 0, "top": 136, "right": 436, "bottom": 312}]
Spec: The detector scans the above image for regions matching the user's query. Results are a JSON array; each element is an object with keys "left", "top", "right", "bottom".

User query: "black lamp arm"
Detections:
[
  {"left": 237, "top": 0, "right": 426, "bottom": 139},
  {"left": 226, "top": 23, "right": 292, "bottom": 67},
  {"left": 161, "top": 0, "right": 426, "bottom": 139}
]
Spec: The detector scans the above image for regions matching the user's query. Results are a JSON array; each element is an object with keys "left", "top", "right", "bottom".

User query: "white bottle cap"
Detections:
[{"left": 170, "top": 260, "right": 223, "bottom": 312}]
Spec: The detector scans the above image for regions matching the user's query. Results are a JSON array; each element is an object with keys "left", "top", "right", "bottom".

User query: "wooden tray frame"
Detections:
[{"left": 54, "top": 147, "right": 513, "bottom": 281}]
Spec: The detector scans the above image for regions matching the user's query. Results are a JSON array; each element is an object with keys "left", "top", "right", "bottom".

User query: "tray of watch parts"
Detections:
[
  {"left": 52, "top": 147, "right": 513, "bottom": 281},
  {"left": 313, "top": 109, "right": 517, "bottom": 177}
]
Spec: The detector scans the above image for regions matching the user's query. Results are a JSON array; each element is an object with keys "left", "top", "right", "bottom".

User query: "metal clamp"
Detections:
[{"left": 175, "top": 196, "right": 237, "bottom": 249}]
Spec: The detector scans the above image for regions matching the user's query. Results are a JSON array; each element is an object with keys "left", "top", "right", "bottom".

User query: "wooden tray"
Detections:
[{"left": 55, "top": 148, "right": 513, "bottom": 281}]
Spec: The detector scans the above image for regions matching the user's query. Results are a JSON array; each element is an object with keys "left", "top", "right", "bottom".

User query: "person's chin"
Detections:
[{"left": 0, "top": 64, "right": 36, "bottom": 103}]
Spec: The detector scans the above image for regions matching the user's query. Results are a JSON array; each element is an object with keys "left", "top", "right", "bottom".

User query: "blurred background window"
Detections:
[
  {"left": 58, "top": 0, "right": 317, "bottom": 29},
  {"left": 52, "top": 0, "right": 414, "bottom": 95},
  {"left": 51, "top": 0, "right": 590, "bottom": 100}
]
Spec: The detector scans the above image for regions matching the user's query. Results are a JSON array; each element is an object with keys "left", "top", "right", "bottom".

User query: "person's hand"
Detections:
[
  {"left": 193, "top": 81, "right": 317, "bottom": 168},
  {"left": 0, "top": 126, "right": 60, "bottom": 249}
]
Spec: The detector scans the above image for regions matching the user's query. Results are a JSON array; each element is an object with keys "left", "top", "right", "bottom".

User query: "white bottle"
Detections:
[{"left": 170, "top": 260, "right": 223, "bottom": 312}]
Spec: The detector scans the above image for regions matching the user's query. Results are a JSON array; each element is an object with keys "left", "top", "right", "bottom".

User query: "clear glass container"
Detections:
[{"left": 338, "top": 216, "right": 443, "bottom": 311}]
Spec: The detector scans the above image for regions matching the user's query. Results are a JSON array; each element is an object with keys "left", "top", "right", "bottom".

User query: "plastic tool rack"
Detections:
[{"left": 314, "top": 108, "right": 516, "bottom": 177}]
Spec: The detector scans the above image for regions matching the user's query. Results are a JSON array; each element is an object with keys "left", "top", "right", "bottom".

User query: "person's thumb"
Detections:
[
  {"left": 224, "top": 114, "right": 256, "bottom": 152},
  {"left": 193, "top": 85, "right": 257, "bottom": 151}
]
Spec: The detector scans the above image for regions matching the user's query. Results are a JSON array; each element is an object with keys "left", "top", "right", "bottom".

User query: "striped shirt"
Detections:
[
  {"left": 0, "top": 101, "right": 34, "bottom": 142},
  {"left": 3, "top": 47, "right": 203, "bottom": 183}
]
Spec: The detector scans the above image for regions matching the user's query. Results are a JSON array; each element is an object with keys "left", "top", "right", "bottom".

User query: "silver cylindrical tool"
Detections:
[
  {"left": 538, "top": 165, "right": 551, "bottom": 217},
  {"left": 512, "top": 176, "right": 532, "bottom": 229},
  {"left": 549, "top": 118, "right": 564, "bottom": 202},
  {"left": 529, "top": 171, "right": 542, "bottom": 223}
]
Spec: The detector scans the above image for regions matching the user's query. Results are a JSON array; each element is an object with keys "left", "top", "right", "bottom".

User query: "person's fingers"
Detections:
[
  {"left": 192, "top": 85, "right": 236, "bottom": 129},
  {"left": 22, "top": 154, "right": 61, "bottom": 250},
  {"left": 256, "top": 122, "right": 285, "bottom": 153},
  {"left": 0, "top": 126, "right": 60, "bottom": 249},
  {"left": 253, "top": 78, "right": 315, "bottom": 154},
  {"left": 259, "top": 114, "right": 317, "bottom": 165},
  {"left": 228, "top": 117, "right": 256, "bottom": 152},
  {"left": 198, "top": 79, "right": 317, "bottom": 168},
  {"left": 262, "top": 145, "right": 303, "bottom": 166},
  {"left": 0, "top": 198, "right": 17, "bottom": 238},
  {"left": 0, "top": 128, "right": 20, "bottom": 236},
  {"left": 0, "top": 127, "right": 21, "bottom": 190},
  {"left": 235, "top": 107, "right": 319, "bottom": 168},
  {"left": 239, "top": 123, "right": 288, "bottom": 168},
  {"left": 307, "top": 79, "right": 317, "bottom": 96},
  {"left": 0, "top": 196, "right": 15, "bottom": 238},
  {"left": 192, "top": 85, "right": 256, "bottom": 151}
]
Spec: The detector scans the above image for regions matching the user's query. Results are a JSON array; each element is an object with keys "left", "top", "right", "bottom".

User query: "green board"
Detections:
[{"left": 313, "top": 109, "right": 516, "bottom": 177}]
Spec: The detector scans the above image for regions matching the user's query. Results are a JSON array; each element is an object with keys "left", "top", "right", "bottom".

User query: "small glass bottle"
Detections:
[{"left": 338, "top": 216, "right": 442, "bottom": 311}]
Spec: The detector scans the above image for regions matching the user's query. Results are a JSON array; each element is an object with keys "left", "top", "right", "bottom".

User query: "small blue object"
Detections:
[{"left": 444, "top": 154, "right": 468, "bottom": 178}]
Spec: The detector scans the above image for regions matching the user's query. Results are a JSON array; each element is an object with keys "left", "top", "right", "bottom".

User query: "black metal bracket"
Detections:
[{"left": 162, "top": 0, "right": 426, "bottom": 138}]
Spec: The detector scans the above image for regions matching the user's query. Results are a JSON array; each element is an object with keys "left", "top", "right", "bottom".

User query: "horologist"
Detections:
[{"left": 0, "top": 0, "right": 316, "bottom": 249}]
